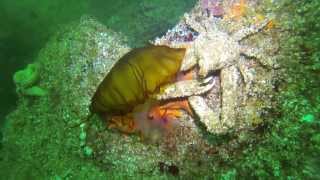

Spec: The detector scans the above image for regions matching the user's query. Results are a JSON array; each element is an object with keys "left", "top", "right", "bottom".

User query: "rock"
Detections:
[{"left": 38, "top": 16, "right": 130, "bottom": 124}]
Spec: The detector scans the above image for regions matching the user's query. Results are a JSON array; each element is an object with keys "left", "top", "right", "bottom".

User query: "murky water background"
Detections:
[{"left": 0, "top": 0, "right": 197, "bottom": 122}]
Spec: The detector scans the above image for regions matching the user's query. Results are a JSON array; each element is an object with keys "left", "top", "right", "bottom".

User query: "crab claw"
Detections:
[
  {"left": 156, "top": 76, "right": 215, "bottom": 100},
  {"left": 180, "top": 46, "right": 197, "bottom": 72}
]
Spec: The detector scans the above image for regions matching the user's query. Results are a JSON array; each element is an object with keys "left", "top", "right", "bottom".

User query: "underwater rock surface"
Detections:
[
  {"left": 1, "top": 16, "right": 131, "bottom": 178},
  {"left": 1, "top": 15, "right": 213, "bottom": 178},
  {"left": 1, "top": 0, "right": 305, "bottom": 178}
]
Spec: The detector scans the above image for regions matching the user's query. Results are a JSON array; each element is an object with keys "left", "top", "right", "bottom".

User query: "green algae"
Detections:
[
  {"left": 301, "top": 114, "right": 315, "bottom": 123},
  {"left": 22, "top": 86, "right": 48, "bottom": 97},
  {"left": 13, "top": 63, "right": 40, "bottom": 88}
]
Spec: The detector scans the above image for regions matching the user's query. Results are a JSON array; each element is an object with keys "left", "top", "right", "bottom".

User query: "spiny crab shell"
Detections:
[{"left": 153, "top": 7, "right": 279, "bottom": 134}]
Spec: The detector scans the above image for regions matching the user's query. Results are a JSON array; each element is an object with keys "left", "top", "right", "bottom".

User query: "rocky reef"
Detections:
[{"left": 2, "top": 0, "right": 317, "bottom": 179}]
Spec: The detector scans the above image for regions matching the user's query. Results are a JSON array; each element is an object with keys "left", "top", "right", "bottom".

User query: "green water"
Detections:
[
  {"left": 0, "top": 0, "right": 319, "bottom": 179},
  {"left": 0, "top": 0, "right": 196, "bottom": 122}
]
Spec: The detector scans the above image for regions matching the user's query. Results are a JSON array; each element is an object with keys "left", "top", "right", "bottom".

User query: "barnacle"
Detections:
[{"left": 90, "top": 45, "right": 186, "bottom": 116}]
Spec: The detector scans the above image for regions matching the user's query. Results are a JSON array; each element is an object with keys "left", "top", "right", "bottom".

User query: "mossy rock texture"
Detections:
[{"left": 0, "top": 17, "right": 131, "bottom": 179}]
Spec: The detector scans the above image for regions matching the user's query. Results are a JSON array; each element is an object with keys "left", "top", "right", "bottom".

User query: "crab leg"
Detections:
[
  {"left": 180, "top": 45, "right": 198, "bottom": 72},
  {"left": 232, "top": 19, "right": 270, "bottom": 41},
  {"left": 183, "top": 14, "right": 207, "bottom": 33},
  {"left": 155, "top": 76, "right": 214, "bottom": 100},
  {"left": 240, "top": 45, "right": 278, "bottom": 68},
  {"left": 220, "top": 65, "right": 244, "bottom": 130}
]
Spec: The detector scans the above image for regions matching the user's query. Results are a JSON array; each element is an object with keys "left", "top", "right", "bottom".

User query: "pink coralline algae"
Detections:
[{"left": 201, "top": 0, "right": 224, "bottom": 17}]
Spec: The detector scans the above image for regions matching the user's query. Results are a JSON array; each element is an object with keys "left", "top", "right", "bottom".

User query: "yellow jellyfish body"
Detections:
[{"left": 90, "top": 45, "right": 186, "bottom": 115}]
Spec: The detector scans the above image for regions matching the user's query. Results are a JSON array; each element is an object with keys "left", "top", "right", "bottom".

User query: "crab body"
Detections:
[
  {"left": 184, "top": 29, "right": 240, "bottom": 77},
  {"left": 153, "top": 12, "right": 277, "bottom": 134}
]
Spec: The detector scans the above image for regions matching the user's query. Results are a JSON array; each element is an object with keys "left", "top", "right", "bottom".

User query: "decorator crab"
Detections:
[{"left": 153, "top": 13, "right": 276, "bottom": 134}]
